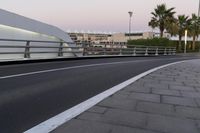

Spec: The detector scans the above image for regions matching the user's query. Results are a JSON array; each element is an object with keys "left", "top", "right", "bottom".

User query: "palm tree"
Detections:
[
  {"left": 188, "top": 14, "right": 200, "bottom": 50},
  {"left": 149, "top": 4, "right": 176, "bottom": 38},
  {"left": 166, "top": 19, "right": 178, "bottom": 36},
  {"left": 175, "top": 15, "right": 190, "bottom": 51}
]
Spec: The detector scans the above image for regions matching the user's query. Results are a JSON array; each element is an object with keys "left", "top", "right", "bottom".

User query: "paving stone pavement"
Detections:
[{"left": 52, "top": 59, "right": 200, "bottom": 133}]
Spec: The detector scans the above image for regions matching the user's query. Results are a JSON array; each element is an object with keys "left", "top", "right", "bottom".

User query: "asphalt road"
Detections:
[{"left": 0, "top": 56, "right": 199, "bottom": 133}]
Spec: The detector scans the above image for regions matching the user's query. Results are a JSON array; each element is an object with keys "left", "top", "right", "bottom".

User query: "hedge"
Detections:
[{"left": 127, "top": 38, "right": 200, "bottom": 53}]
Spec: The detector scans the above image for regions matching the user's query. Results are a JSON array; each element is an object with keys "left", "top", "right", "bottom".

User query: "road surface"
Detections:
[{"left": 0, "top": 56, "right": 198, "bottom": 133}]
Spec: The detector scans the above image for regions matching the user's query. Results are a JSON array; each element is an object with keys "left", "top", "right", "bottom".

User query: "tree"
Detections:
[
  {"left": 149, "top": 4, "right": 176, "bottom": 38},
  {"left": 188, "top": 14, "right": 200, "bottom": 50},
  {"left": 166, "top": 19, "right": 178, "bottom": 37},
  {"left": 176, "top": 15, "right": 190, "bottom": 51}
]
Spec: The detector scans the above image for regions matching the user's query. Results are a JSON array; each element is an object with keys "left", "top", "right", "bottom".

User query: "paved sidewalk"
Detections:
[{"left": 52, "top": 59, "right": 200, "bottom": 133}]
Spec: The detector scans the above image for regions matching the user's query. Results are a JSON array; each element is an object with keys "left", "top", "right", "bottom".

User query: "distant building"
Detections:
[
  {"left": 68, "top": 31, "right": 156, "bottom": 48},
  {"left": 154, "top": 32, "right": 171, "bottom": 38},
  {"left": 69, "top": 32, "right": 111, "bottom": 47}
]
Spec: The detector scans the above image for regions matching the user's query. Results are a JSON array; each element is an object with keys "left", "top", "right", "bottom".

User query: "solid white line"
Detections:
[
  {"left": 24, "top": 60, "right": 189, "bottom": 133},
  {"left": 0, "top": 57, "right": 191, "bottom": 80}
]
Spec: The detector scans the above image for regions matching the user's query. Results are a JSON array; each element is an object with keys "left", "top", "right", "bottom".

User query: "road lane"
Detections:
[
  {"left": 0, "top": 56, "right": 193, "bottom": 77},
  {"left": 0, "top": 56, "right": 198, "bottom": 133}
]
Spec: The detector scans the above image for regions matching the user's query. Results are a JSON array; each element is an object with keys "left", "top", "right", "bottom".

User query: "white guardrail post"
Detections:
[
  {"left": 119, "top": 48, "right": 122, "bottom": 55},
  {"left": 164, "top": 48, "right": 167, "bottom": 55},
  {"left": 155, "top": 48, "right": 158, "bottom": 56},
  {"left": 103, "top": 48, "right": 106, "bottom": 55},
  {"left": 133, "top": 47, "right": 136, "bottom": 56},
  {"left": 169, "top": 48, "right": 172, "bottom": 55},
  {"left": 58, "top": 42, "right": 63, "bottom": 57},
  {"left": 173, "top": 48, "right": 176, "bottom": 55},
  {"left": 145, "top": 47, "right": 149, "bottom": 56},
  {"left": 24, "top": 41, "right": 30, "bottom": 58}
]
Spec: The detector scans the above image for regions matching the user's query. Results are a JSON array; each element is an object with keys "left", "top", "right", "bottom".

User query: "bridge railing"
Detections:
[
  {"left": 83, "top": 45, "right": 176, "bottom": 56},
  {"left": 0, "top": 39, "right": 82, "bottom": 59},
  {"left": 0, "top": 39, "right": 176, "bottom": 60}
]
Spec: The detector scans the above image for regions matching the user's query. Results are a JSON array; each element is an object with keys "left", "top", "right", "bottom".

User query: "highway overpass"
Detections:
[{"left": 0, "top": 9, "right": 75, "bottom": 60}]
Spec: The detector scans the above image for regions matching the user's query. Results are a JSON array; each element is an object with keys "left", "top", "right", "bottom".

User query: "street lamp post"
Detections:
[
  {"left": 198, "top": 0, "right": 200, "bottom": 17},
  {"left": 128, "top": 11, "right": 133, "bottom": 40},
  {"left": 198, "top": 0, "right": 200, "bottom": 52},
  {"left": 184, "top": 30, "right": 188, "bottom": 54}
]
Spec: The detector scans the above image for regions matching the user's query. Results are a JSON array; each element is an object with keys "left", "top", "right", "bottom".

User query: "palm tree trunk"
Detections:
[
  {"left": 179, "top": 35, "right": 182, "bottom": 51},
  {"left": 160, "top": 31, "right": 163, "bottom": 38},
  {"left": 192, "top": 35, "right": 196, "bottom": 51},
  {"left": 160, "top": 22, "right": 164, "bottom": 38}
]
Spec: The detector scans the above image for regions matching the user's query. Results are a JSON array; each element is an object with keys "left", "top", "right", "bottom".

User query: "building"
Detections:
[
  {"left": 0, "top": 9, "right": 75, "bottom": 60},
  {"left": 111, "top": 32, "right": 154, "bottom": 43},
  {"left": 68, "top": 32, "right": 112, "bottom": 47},
  {"left": 68, "top": 31, "right": 155, "bottom": 48}
]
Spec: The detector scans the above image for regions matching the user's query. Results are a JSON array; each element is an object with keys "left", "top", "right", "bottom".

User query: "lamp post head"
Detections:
[
  {"left": 128, "top": 11, "right": 133, "bottom": 17},
  {"left": 185, "top": 29, "right": 188, "bottom": 36}
]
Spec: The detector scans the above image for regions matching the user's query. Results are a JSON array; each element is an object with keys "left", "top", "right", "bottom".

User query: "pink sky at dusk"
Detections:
[{"left": 0, "top": 0, "right": 199, "bottom": 33}]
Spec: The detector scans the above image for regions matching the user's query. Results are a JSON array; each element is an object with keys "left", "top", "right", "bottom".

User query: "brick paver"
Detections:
[{"left": 52, "top": 59, "right": 200, "bottom": 133}]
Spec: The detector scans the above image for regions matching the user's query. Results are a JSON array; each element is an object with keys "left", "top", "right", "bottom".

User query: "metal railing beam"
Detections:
[{"left": 0, "top": 38, "right": 176, "bottom": 60}]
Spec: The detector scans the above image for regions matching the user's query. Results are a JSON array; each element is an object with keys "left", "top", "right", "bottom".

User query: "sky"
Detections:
[{"left": 0, "top": 0, "right": 199, "bottom": 33}]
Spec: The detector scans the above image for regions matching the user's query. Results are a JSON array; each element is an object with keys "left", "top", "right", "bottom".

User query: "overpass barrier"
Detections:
[
  {"left": 0, "top": 39, "right": 176, "bottom": 60},
  {"left": 83, "top": 45, "right": 176, "bottom": 56}
]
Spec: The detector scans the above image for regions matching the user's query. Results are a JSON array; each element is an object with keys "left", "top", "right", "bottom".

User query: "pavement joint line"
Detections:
[
  {"left": 23, "top": 59, "right": 197, "bottom": 133},
  {"left": 0, "top": 57, "right": 189, "bottom": 80}
]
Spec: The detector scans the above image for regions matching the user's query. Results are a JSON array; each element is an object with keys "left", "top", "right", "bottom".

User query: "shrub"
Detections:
[
  {"left": 127, "top": 38, "right": 200, "bottom": 53},
  {"left": 127, "top": 38, "right": 175, "bottom": 47}
]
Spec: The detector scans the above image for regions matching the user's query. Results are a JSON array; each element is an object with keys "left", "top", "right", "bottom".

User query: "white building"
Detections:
[
  {"left": 0, "top": 9, "right": 75, "bottom": 60},
  {"left": 68, "top": 31, "right": 156, "bottom": 48}
]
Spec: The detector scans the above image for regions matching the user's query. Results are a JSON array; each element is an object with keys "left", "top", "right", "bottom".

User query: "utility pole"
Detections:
[
  {"left": 198, "top": 0, "right": 200, "bottom": 17},
  {"left": 128, "top": 11, "right": 133, "bottom": 40}
]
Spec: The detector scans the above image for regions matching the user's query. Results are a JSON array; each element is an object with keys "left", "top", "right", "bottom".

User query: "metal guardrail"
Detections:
[
  {"left": 0, "top": 39, "right": 176, "bottom": 60},
  {"left": 0, "top": 39, "right": 82, "bottom": 58},
  {"left": 83, "top": 46, "right": 176, "bottom": 56}
]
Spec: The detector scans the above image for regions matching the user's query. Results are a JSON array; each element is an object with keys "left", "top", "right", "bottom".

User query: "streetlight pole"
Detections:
[
  {"left": 128, "top": 11, "right": 133, "bottom": 40},
  {"left": 198, "top": 0, "right": 200, "bottom": 17},
  {"left": 198, "top": 0, "right": 200, "bottom": 52},
  {"left": 184, "top": 30, "right": 188, "bottom": 54}
]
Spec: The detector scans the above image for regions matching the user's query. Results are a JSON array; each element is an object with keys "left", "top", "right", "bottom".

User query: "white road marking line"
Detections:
[
  {"left": 0, "top": 57, "right": 190, "bottom": 80},
  {"left": 24, "top": 60, "right": 191, "bottom": 133}
]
